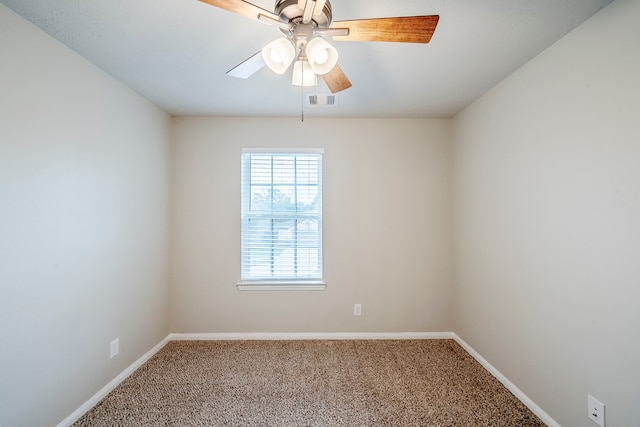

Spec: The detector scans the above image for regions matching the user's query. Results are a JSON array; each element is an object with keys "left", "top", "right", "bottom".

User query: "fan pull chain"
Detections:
[{"left": 300, "top": 76, "right": 304, "bottom": 122}]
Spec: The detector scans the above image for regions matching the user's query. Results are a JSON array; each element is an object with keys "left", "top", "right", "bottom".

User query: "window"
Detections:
[{"left": 239, "top": 148, "right": 324, "bottom": 290}]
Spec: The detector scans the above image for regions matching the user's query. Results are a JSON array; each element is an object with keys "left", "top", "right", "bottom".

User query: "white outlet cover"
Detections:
[
  {"left": 353, "top": 304, "right": 362, "bottom": 316},
  {"left": 588, "top": 395, "right": 605, "bottom": 427},
  {"left": 110, "top": 338, "right": 119, "bottom": 359}
]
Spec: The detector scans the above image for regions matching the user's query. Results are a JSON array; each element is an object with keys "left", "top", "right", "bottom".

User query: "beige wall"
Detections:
[
  {"left": 170, "top": 117, "right": 453, "bottom": 333},
  {"left": 0, "top": 5, "right": 171, "bottom": 426},
  {"left": 452, "top": 0, "right": 640, "bottom": 426}
]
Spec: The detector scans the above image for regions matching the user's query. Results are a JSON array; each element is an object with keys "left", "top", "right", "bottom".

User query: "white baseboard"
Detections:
[
  {"left": 58, "top": 332, "right": 559, "bottom": 427},
  {"left": 452, "top": 334, "right": 560, "bottom": 427},
  {"left": 169, "top": 331, "right": 455, "bottom": 341},
  {"left": 56, "top": 336, "right": 171, "bottom": 427}
]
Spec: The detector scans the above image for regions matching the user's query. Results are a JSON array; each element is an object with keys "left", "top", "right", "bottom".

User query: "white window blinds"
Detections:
[{"left": 241, "top": 149, "right": 323, "bottom": 283}]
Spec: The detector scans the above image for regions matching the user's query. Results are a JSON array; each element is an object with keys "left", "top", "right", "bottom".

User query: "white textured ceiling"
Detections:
[{"left": 1, "top": 0, "right": 613, "bottom": 117}]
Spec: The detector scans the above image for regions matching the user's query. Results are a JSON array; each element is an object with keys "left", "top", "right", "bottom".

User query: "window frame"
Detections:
[{"left": 237, "top": 148, "right": 325, "bottom": 291}]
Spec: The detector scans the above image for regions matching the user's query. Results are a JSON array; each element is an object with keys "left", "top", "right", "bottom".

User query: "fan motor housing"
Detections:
[{"left": 274, "top": 0, "right": 333, "bottom": 27}]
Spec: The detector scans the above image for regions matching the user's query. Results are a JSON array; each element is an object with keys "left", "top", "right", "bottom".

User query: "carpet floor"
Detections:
[{"left": 73, "top": 339, "right": 546, "bottom": 426}]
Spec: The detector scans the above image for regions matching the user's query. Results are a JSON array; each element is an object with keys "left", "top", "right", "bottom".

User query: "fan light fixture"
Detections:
[
  {"left": 204, "top": 0, "right": 439, "bottom": 94},
  {"left": 305, "top": 37, "right": 338, "bottom": 75},
  {"left": 292, "top": 60, "right": 317, "bottom": 87},
  {"left": 261, "top": 38, "right": 296, "bottom": 74}
]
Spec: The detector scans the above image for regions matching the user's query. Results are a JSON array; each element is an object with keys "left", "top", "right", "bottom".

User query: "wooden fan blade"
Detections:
[
  {"left": 322, "top": 65, "right": 352, "bottom": 93},
  {"left": 198, "top": 0, "right": 280, "bottom": 22},
  {"left": 332, "top": 15, "right": 439, "bottom": 43},
  {"left": 226, "top": 51, "right": 265, "bottom": 78}
]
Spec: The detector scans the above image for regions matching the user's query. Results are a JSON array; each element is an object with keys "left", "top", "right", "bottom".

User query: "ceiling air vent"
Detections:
[{"left": 308, "top": 94, "right": 337, "bottom": 107}]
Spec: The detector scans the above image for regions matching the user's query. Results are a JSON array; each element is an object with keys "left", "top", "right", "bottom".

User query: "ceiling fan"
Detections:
[{"left": 199, "top": 0, "right": 439, "bottom": 93}]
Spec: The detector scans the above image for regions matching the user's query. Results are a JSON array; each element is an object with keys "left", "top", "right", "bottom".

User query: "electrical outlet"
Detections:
[
  {"left": 588, "top": 395, "right": 605, "bottom": 427},
  {"left": 110, "top": 338, "right": 119, "bottom": 359},
  {"left": 353, "top": 303, "right": 362, "bottom": 316}
]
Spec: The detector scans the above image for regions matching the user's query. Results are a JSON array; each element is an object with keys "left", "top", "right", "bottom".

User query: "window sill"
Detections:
[{"left": 236, "top": 281, "right": 326, "bottom": 291}]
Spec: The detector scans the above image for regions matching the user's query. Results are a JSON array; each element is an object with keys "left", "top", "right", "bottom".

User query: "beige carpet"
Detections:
[{"left": 73, "top": 339, "right": 545, "bottom": 426}]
